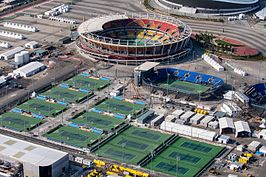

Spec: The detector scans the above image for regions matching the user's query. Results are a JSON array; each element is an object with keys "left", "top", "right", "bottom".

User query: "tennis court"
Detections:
[
  {"left": 45, "top": 126, "right": 102, "bottom": 148},
  {"left": 0, "top": 112, "right": 43, "bottom": 132},
  {"left": 145, "top": 137, "right": 224, "bottom": 177},
  {"left": 64, "top": 75, "right": 110, "bottom": 91},
  {"left": 16, "top": 99, "right": 67, "bottom": 117},
  {"left": 42, "top": 86, "right": 92, "bottom": 103},
  {"left": 71, "top": 111, "right": 124, "bottom": 131},
  {"left": 95, "top": 126, "right": 171, "bottom": 165},
  {"left": 94, "top": 98, "right": 146, "bottom": 117},
  {"left": 159, "top": 80, "right": 210, "bottom": 95}
]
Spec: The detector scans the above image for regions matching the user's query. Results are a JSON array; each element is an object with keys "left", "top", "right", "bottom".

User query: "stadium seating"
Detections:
[
  {"left": 245, "top": 83, "right": 266, "bottom": 104},
  {"left": 143, "top": 68, "right": 224, "bottom": 95}
]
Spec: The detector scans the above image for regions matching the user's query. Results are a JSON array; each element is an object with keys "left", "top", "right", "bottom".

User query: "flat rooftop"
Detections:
[
  {"left": 0, "top": 134, "right": 68, "bottom": 166},
  {"left": 134, "top": 62, "right": 160, "bottom": 72}
]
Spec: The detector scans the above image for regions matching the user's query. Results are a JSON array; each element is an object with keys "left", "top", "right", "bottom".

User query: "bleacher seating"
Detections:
[
  {"left": 143, "top": 68, "right": 224, "bottom": 95},
  {"left": 245, "top": 83, "right": 266, "bottom": 104}
]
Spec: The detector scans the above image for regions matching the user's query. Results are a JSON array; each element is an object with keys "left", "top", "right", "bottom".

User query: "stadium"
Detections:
[
  {"left": 142, "top": 68, "right": 224, "bottom": 97},
  {"left": 244, "top": 83, "right": 266, "bottom": 110},
  {"left": 157, "top": 0, "right": 260, "bottom": 15},
  {"left": 77, "top": 13, "right": 192, "bottom": 65}
]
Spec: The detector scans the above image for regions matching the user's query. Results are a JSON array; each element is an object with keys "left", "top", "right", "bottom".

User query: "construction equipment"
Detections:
[
  {"left": 130, "top": 80, "right": 143, "bottom": 99},
  {"left": 92, "top": 159, "right": 149, "bottom": 177}
]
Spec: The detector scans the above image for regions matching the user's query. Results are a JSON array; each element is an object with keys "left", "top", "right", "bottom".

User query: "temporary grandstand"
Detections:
[
  {"left": 143, "top": 68, "right": 224, "bottom": 97},
  {"left": 244, "top": 83, "right": 266, "bottom": 110},
  {"left": 77, "top": 13, "right": 192, "bottom": 64}
]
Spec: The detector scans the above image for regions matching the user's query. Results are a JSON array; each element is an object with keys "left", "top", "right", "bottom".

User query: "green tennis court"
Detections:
[
  {"left": 121, "top": 126, "right": 170, "bottom": 144},
  {"left": 16, "top": 99, "right": 67, "bottom": 117},
  {"left": 71, "top": 111, "right": 124, "bottom": 131},
  {"left": 95, "top": 144, "right": 144, "bottom": 164},
  {"left": 64, "top": 75, "right": 110, "bottom": 91},
  {"left": 159, "top": 79, "right": 210, "bottom": 95},
  {"left": 45, "top": 126, "right": 102, "bottom": 148},
  {"left": 94, "top": 98, "right": 146, "bottom": 117},
  {"left": 42, "top": 86, "right": 92, "bottom": 103},
  {"left": 145, "top": 137, "right": 224, "bottom": 177},
  {"left": 0, "top": 112, "right": 43, "bottom": 132},
  {"left": 95, "top": 126, "right": 171, "bottom": 165}
]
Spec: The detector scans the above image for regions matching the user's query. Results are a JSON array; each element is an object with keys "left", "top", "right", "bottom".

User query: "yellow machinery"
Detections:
[
  {"left": 243, "top": 153, "right": 253, "bottom": 158},
  {"left": 239, "top": 157, "right": 248, "bottom": 164},
  {"left": 93, "top": 159, "right": 105, "bottom": 168},
  {"left": 194, "top": 108, "right": 209, "bottom": 115},
  {"left": 92, "top": 159, "right": 149, "bottom": 177}
]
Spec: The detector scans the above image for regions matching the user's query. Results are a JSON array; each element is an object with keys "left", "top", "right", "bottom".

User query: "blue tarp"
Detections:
[
  {"left": 91, "top": 127, "right": 103, "bottom": 134},
  {"left": 36, "top": 95, "right": 47, "bottom": 100},
  {"left": 135, "top": 101, "right": 145, "bottom": 105},
  {"left": 91, "top": 108, "right": 102, "bottom": 114},
  {"left": 79, "top": 88, "right": 90, "bottom": 93},
  {"left": 80, "top": 73, "right": 90, "bottom": 77},
  {"left": 115, "top": 114, "right": 125, "bottom": 119},
  {"left": 100, "top": 77, "right": 109, "bottom": 81},
  {"left": 59, "top": 83, "right": 70, "bottom": 88},
  {"left": 57, "top": 101, "right": 68, "bottom": 106},
  {"left": 68, "top": 123, "right": 79, "bottom": 128},
  {"left": 11, "top": 108, "right": 23, "bottom": 114},
  {"left": 113, "top": 96, "right": 124, "bottom": 101},
  {"left": 32, "top": 113, "right": 44, "bottom": 119}
]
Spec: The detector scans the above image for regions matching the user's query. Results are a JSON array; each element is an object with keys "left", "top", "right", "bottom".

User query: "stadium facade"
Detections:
[
  {"left": 157, "top": 0, "right": 260, "bottom": 15},
  {"left": 77, "top": 13, "right": 192, "bottom": 65}
]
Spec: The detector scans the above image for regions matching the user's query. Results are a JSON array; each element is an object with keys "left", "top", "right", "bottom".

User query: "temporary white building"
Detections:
[
  {"left": 221, "top": 102, "right": 242, "bottom": 117},
  {"left": 218, "top": 135, "right": 230, "bottom": 144},
  {"left": 200, "top": 115, "right": 214, "bottom": 127},
  {"left": 160, "top": 121, "right": 217, "bottom": 141},
  {"left": 219, "top": 117, "right": 235, "bottom": 134},
  {"left": 13, "top": 62, "right": 46, "bottom": 78},
  {"left": 248, "top": 141, "right": 261, "bottom": 152},
  {"left": 0, "top": 31, "right": 24, "bottom": 39},
  {"left": 180, "top": 111, "right": 195, "bottom": 121},
  {"left": 234, "top": 91, "right": 249, "bottom": 104},
  {"left": 190, "top": 114, "right": 204, "bottom": 125},
  {"left": 259, "top": 146, "right": 266, "bottom": 156},
  {"left": 202, "top": 54, "right": 224, "bottom": 72},
  {"left": 49, "top": 16, "right": 76, "bottom": 24},
  {"left": 234, "top": 121, "right": 251, "bottom": 137},
  {"left": 171, "top": 109, "right": 184, "bottom": 118},
  {"left": 3, "top": 22, "right": 38, "bottom": 32},
  {"left": 25, "top": 41, "right": 39, "bottom": 49},
  {"left": 165, "top": 115, "right": 176, "bottom": 122},
  {"left": 0, "top": 47, "right": 25, "bottom": 60},
  {"left": 208, "top": 121, "right": 219, "bottom": 129},
  {"left": 151, "top": 115, "right": 164, "bottom": 126},
  {"left": 0, "top": 41, "right": 11, "bottom": 48},
  {"left": 258, "top": 129, "right": 266, "bottom": 140}
]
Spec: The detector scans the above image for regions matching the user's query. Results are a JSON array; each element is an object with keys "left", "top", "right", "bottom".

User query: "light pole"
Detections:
[{"left": 176, "top": 156, "right": 180, "bottom": 177}]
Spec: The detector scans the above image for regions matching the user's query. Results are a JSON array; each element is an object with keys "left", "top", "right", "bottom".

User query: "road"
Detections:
[
  {"left": 0, "top": 62, "right": 78, "bottom": 110},
  {"left": 149, "top": 0, "right": 266, "bottom": 56}
]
